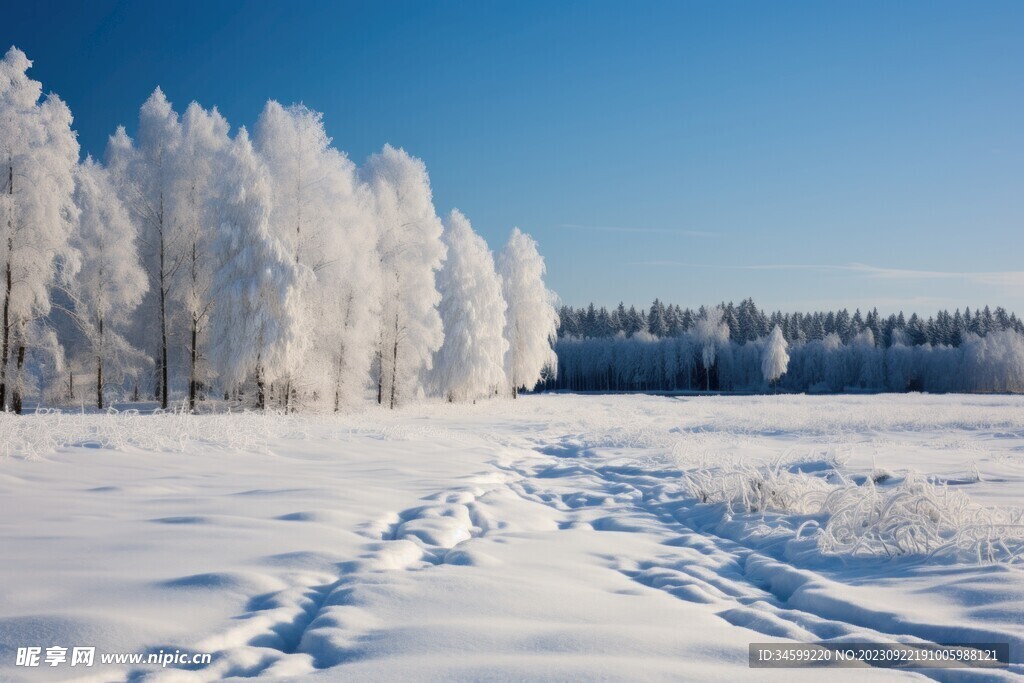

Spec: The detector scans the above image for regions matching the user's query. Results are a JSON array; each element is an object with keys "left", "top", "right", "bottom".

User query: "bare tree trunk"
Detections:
[
  {"left": 188, "top": 313, "right": 197, "bottom": 412},
  {"left": 0, "top": 160, "right": 13, "bottom": 411},
  {"left": 13, "top": 341, "right": 25, "bottom": 414},
  {"left": 389, "top": 314, "right": 399, "bottom": 409},
  {"left": 0, "top": 251, "right": 10, "bottom": 411},
  {"left": 97, "top": 317, "right": 104, "bottom": 409},
  {"left": 158, "top": 193, "right": 169, "bottom": 410},
  {"left": 69, "top": 369, "right": 74, "bottom": 401},
  {"left": 376, "top": 347, "right": 383, "bottom": 405},
  {"left": 255, "top": 362, "right": 266, "bottom": 410},
  {"left": 333, "top": 349, "right": 344, "bottom": 413},
  {"left": 509, "top": 348, "right": 517, "bottom": 399},
  {"left": 159, "top": 275, "right": 169, "bottom": 409},
  {"left": 187, "top": 184, "right": 200, "bottom": 413},
  {"left": 97, "top": 356, "right": 103, "bottom": 409}
]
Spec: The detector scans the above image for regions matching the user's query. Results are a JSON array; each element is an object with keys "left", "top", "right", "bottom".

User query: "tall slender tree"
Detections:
[
  {"left": 694, "top": 306, "right": 729, "bottom": 391},
  {"left": 0, "top": 48, "right": 80, "bottom": 413},
  {"left": 106, "top": 88, "right": 184, "bottom": 409},
  {"left": 63, "top": 157, "right": 149, "bottom": 408},
  {"left": 761, "top": 324, "right": 789, "bottom": 391},
  {"left": 174, "top": 102, "right": 230, "bottom": 411},
  {"left": 362, "top": 145, "right": 445, "bottom": 409},
  {"left": 208, "top": 129, "right": 309, "bottom": 409},
  {"left": 254, "top": 101, "right": 380, "bottom": 411},
  {"left": 497, "top": 228, "right": 559, "bottom": 398},
  {"left": 432, "top": 209, "right": 508, "bottom": 402}
]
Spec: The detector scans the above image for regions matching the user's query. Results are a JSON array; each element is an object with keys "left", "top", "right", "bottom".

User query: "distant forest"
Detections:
[
  {"left": 543, "top": 299, "right": 1024, "bottom": 394},
  {"left": 557, "top": 299, "right": 1024, "bottom": 347}
]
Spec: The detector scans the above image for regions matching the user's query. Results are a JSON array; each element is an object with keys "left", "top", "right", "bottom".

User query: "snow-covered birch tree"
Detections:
[
  {"left": 254, "top": 101, "right": 380, "bottom": 410},
  {"left": 106, "top": 88, "right": 183, "bottom": 409},
  {"left": 432, "top": 209, "right": 507, "bottom": 402},
  {"left": 761, "top": 324, "right": 789, "bottom": 390},
  {"left": 209, "top": 128, "right": 309, "bottom": 409},
  {"left": 694, "top": 305, "right": 730, "bottom": 391},
  {"left": 362, "top": 144, "right": 445, "bottom": 409},
  {"left": 0, "top": 47, "right": 80, "bottom": 413},
  {"left": 174, "top": 102, "right": 230, "bottom": 410},
  {"left": 497, "top": 228, "right": 558, "bottom": 398},
  {"left": 314, "top": 177, "right": 381, "bottom": 411},
  {"left": 254, "top": 102, "right": 336, "bottom": 271},
  {"left": 64, "top": 157, "right": 149, "bottom": 408}
]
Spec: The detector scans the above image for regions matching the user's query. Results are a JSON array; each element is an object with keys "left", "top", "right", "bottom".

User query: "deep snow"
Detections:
[{"left": 0, "top": 394, "right": 1022, "bottom": 681}]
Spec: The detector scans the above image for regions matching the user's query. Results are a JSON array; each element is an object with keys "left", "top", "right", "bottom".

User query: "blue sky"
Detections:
[{"left": 4, "top": 0, "right": 1022, "bottom": 314}]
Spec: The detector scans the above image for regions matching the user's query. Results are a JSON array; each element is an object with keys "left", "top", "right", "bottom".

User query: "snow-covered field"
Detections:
[{"left": 1, "top": 394, "right": 1022, "bottom": 681}]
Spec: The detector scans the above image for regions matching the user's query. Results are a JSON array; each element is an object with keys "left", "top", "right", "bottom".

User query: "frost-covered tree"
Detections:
[
  {"left": 313, "top": 174, "right": 380, "bottom": 411},
  {"left": 174, "top": 102, "right": 230, "bottom": 410},
  {"left": 255, "top": 101, "right": 335, "bottom": 270},
  {"left": 548, "top": 300, "right": 1024, "bottom": 396},
  {"left": 63, "top": 158, "right": 149, "bottom": 408},
  {"left": 761, "top": 324, "right": 789, "bottom": 390},
  {"left": 362, "top": 144, "right": 445, "bottom": 409},
  {"left": 498, "top": 227, "right": 558, "bottom": 397},
  {"left": 209, "top": 129, "right": 310, "bottom": 409},
  {"left": 963, "top": 330, "right": 1024, "bottom": 393},
  {"left": 255, "top": 101, "right": 380, "bottom": 410},
  {"left": 432, "top": 209, "right": 507, "bottom": 402},
  {"left": 694, "top": 306, "right": 730, "bottom": 391},
  {"left": 0, "top": 47, "right": 79, "bottom": 413},
  {"left": 313, "top": 170, "right": 381, "bottom": 411},
  {"left": 106, "top": 88, "right": 184, "bottom": 409},
  {"left": 648, "top": 299, "right": 667, "bottom": 337}
]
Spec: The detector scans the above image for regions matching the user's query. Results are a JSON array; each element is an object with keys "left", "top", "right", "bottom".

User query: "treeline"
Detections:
[
  {"left": 559, "top": 299, "right": 1024, "bottom": 348},
  {"left": 0, "top": 47, "right": 558, "bottom": 414},
  {"left": 545, "top": 303, "right": 1024, "bottom": 394}
]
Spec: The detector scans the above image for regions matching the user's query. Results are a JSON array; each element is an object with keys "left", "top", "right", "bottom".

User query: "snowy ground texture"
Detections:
[{"left": 1, "top": 394, "right": 1023, "bottom": 682}]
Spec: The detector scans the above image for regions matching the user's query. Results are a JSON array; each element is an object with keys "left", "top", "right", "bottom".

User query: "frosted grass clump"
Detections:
[
  {"left": 682, "top": 456, "right": 1024, "bottom": 565},
  {"left": 682, "top": 460, "right": 834, "bottom": 515},
  {"left": 815, "top": 474, "right": 1024, "bottom": 564},
  {"left": 0, "top": 406, "right": 300, "bottom": 458}
]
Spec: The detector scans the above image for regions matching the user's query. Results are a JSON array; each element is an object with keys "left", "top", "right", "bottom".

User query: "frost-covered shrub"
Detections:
[
  {"left": 683, "top": 460, "right": 833, "bottom": 515},
  {"left": 0, "top": 407, "right": 297, "bottom": 458},
  {"left": 815, "top": 475, "right": 1024, "bottom": 563},
  {"left": 682, "top": 456, "right": 1024, "bottom": 565}
]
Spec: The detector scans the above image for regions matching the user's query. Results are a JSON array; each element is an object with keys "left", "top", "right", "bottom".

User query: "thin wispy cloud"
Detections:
[
  {"left": 557, "top": 223, "right": 718, "bottom": 238},
  {"left": 843, "top": 264, "right": 1024, "bottom": 287},
  {"left": 628, "top": 261, "right": 1024, "bottom": 287}
]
